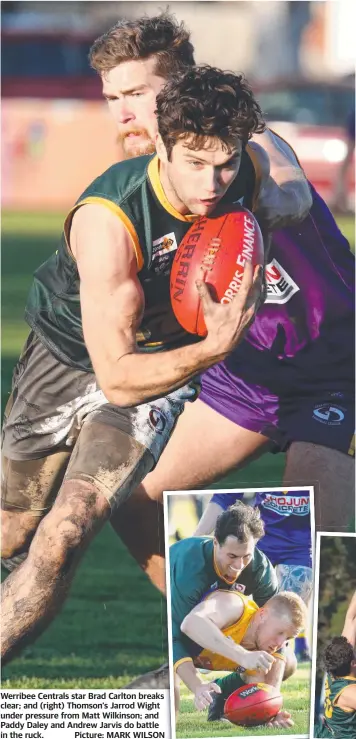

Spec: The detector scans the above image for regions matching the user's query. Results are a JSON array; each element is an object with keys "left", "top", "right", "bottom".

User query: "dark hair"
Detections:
[
  {"left": 324, "top": 636, "right": 355, "bottom": 677},
  {"left": 89, "top": 12, "right": 195, "bottom": 77},
  {"left": 214, "top": 501, "right": 265, "bottom": 545},
  {"left": 156, "top": 65, "right": 266, "bottom": 158}
]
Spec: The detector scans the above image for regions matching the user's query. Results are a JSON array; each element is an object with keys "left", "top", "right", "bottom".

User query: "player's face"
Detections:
[
  {"left": 214, "top": 534, "right": 256, "bottom": 580},
  {"left": 102, "top": 58, "right": 165, "bottom": 158},
  {"left": 158, "top": 136, "right": 243, "bottom": 216},
  {"left": 256, "top": 612, "right": 297, "bottom": 653}
]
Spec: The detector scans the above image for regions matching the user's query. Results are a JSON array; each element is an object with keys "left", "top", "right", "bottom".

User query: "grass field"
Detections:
[
  {"left": 1, "top": 211, "right": 354, "bottom": 689},
  {"left": 176, "top": 664, "right": 311, "bottom": 738}
]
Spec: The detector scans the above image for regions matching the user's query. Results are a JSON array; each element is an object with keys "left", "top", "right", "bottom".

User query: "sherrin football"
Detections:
[
  {"left": 224, "top": 683, "right": 283, "bottom": 726},
  {"left": 170, "top": 205, "right": 264, "bottom": 337}
]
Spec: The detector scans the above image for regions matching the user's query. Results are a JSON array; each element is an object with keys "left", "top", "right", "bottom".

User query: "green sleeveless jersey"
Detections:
[
  {"left": 170, "top": 536, "right": 278, "bottom": 668},
  {"left": 321, "top": 673, "right": 356, "bottom": 737},
  {"left": 25, "top": 149, "right": 258, "bottom": 372}
]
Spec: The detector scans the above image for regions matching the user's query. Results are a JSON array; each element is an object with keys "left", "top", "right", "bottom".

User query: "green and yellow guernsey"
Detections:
[
  {"left": 316, "top": 674, "right": 356, "bottom": 738},
  {"left": 169, "top": 536, "right": 278, "bottom": 669},
  {"left": 24, "top": 148, "right": 260, "bottom": 372}
]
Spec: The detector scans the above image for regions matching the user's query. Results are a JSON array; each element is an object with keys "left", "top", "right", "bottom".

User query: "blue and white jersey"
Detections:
[{"left": 211, "top": 490, "right": 311, "bottom": 567}]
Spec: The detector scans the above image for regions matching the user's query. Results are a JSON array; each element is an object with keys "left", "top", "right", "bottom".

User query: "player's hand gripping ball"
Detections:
[
  {"left": 170, "top": 205, "right": 264, "bottom": 337},
  {"left": 224, "top": 683, "right": 283, "bottom": 726}
]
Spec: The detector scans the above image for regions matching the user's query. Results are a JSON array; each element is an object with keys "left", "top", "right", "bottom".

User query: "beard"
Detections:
[{"left": 117, "top": 129, "right": 156, "bottom": 159}]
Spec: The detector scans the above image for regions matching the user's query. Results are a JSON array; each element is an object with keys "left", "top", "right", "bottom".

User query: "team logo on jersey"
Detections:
[
  {"left": 262, "top": 493, "right": 310, "bottom": 516},
  {"left": 148, "top": 407, "right": 167, "bottom": 433},
  {"left": 313, "top": 404, "right": 346, "bottom": 425},
  {"left": 231, "top": 582, "right": 246, "bottom": 593},
  {"left": 264, "top": 259, "right": 300, "bottom": 304},
  {"left": 152, "top": 232, "right": 178, "bottom": 259}
]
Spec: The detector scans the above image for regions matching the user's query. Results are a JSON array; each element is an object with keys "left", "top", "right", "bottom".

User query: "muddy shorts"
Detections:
[{"left": 2, "top": 332, "right": 199, "bottom": 513}]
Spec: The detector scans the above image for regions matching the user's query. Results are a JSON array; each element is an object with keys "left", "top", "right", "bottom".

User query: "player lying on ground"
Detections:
[
  {"left": 173, "top": 589, "right": 305, "bottom": 730},
  {"left": 92, "top": 15, "right": 355, "bottom": 600},
  {"left": 314, "top": 590, "right": 356, "bottom": 738},
  {"left": 195, "top": 489, "right": 313, "bottom": 662},
  {"left": 1, "top": 65, "right": 268, "bottom": 666}
]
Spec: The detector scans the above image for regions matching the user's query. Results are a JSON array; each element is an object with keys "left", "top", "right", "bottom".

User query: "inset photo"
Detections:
[
  {"left": 311, "top": 533, "right": 356, "bottom": 738},
  {"left": 164, "top": 488, "right": 314, "bottom": 737}
]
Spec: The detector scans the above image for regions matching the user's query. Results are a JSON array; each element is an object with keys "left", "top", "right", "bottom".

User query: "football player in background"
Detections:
[
  {"left": 90, "top": 15, "right": 355, "bottom": 603},
  {"left": 314, "top": 591, "right": 356, "bottom": 737}
]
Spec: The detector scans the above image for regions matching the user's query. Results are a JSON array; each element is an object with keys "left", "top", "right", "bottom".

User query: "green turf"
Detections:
[
  {"left": 176, "top": 664, "right": 311, "bottom": 737},
  {"left": 1, "top": 212, "right": 354, "bottom": 687}
]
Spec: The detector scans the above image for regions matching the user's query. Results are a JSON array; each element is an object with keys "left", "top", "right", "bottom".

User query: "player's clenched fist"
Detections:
[{"left": 242, "top": 649, "right": 275, "bottom": 673}]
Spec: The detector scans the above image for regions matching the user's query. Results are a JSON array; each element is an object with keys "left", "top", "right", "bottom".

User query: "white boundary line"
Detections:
[{"left": 163, "top": 485, "right": 314, "bottom": 739}]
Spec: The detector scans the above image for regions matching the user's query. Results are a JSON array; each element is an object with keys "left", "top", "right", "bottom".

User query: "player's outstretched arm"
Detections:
[
  {"left": 176, "top": 660, "right": 221, "bottom": 711},
  {"left": 342, "top": 590, "right": 356, "bottom": 646},
  {"left": 193, "top": 501, "right": 223, "bottom": 536},
  {"left": 180, "top": 591, "right": 274, "bottom": 673},
  {"left": 249, "top": 132, "right": 312, "bottom": 230},
  {"left": 72, "top": 204, "right": 263, "bottom": 407}
]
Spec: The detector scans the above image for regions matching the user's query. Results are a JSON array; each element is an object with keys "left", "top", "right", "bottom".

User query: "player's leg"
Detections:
[
  {"left": 2, "top": 376, "right": 197, "bottom": 666},
  {"left": 283, "top": 442, "right": 354, "bottom": 531},
  {"left": 1, "top": 418, "right": 154, "bottom": 665},
  {"left": 110, "top": 398, "right": 272, "bottom": 592},
  {"left": 1, "top": 452, "right": 71, "bottom": 561},
  {"left": 1, "top": 331, "right": 73, "bottom": 567}
]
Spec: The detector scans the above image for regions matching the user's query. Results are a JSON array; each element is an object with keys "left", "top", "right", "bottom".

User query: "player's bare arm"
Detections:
[
  {"left": 71, "top": 204, "right": 264, "bottom": 407},
  {"left": 342, "top": 590, "right": 356, "bottom": 646},
  {"left": 251, "top": 129, "right": 312, "bottom": 229},
  {"left": 176, "top": 660, "right": 221, "bottom": 711},
  {"left": 180, "top": 591, "right": 274, "bottom": 673}
]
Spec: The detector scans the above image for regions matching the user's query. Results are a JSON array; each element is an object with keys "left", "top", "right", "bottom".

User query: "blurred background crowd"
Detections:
[{"left": 2, "top": 0, "right": 355, "bottom": 212}]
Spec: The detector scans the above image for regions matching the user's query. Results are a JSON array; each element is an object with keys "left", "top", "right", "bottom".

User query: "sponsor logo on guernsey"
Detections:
[
  {"left": 313, "top": 404, "right": 346, "bottom": 425},
  {"left": 264, "top": 258, "right": 299, "bottom": 304},
  {"left": 231, "top": 582, "right": 246, "bottom": 593},
  {"left": 151, "top": 232, "right": 178, "bottom": 275},
  {"left": 148, "top": 407, "right": 167, "bottom": 433},
  {"left": 262, "top": 493, "right": 310, "bottom": 516},
  {"left": 152, "top": 232, "right": 178, "bottom": 260}
]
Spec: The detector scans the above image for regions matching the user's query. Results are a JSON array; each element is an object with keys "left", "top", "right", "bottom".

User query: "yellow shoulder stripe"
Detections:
[
  {"left": 148, "top": 156, "right": 197, "bottom": 223},
  {"left": 64, "top": 196, "right": 144, "bottom": 271}
]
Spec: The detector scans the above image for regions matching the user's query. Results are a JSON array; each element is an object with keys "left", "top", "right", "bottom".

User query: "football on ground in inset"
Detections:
[{"left": 176, "top": 663, "right": 310, "bottom": 737}]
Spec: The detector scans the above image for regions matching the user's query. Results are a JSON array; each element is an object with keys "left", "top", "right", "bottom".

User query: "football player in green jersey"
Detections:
[
  {"left": 314, "top": 591, "right": 356, "bottom": 737},
  {"left": 1, "top": 64, "right": 268, "bottom": 666},
  {"left": 88, "top": 13, "right": 313, "bottom": 598}
]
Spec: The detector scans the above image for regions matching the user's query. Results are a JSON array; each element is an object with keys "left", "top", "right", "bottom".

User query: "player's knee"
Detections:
[
  {"left": 1, "top": 509, "right": 39, "bottom": 559},
  {"left": 283, "top": 648, "right": 297, "bottom": 680}
]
